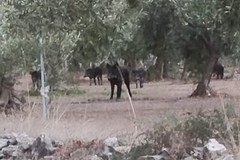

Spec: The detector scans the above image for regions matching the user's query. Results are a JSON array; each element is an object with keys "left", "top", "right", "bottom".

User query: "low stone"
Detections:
[
  {"left": 104, "top": 137, "right": 118, "bottom": 147},
  {"left": 12, "top": 150, "right": 20, "bottom": 157},
  {"left": 16, "top": 133, "right": 35, "bottom": 145},
  {"left": 204, "top": 139, "right": 226, "bottom": 152},
  {"left": 216, "top": 154, "right": 235, "bottom": 160},
  {"left": 40, "top": 134, "right": 53, "bottom": 149},
  {"left": 1, "top": 145, "right": 19, "bottom": 153},
  {"left": 114, "top": 146, "right": 131, "bottom": 154},
  {"left": 203, "top": 139, "right": 227, "bottom": 159},
  {"left": 0, "top": 132, "right": 20, "bottom": 139},
  {"left": 9, "top": 137, "right": 18, "bottom": 145},
  {"left": 0, "top": 139, "right": 9, "bottom": 149},
  {"left": 137, "top": 150, "right": 171, "bottom": 160},
  {"left": 183, "top": 156, "right": 198, "bottom": 160},
  {"left": 21, "top": 143, "right": 31, "bottom": 150},
  {"left": 43, "top": 155, "right": 54, "bottom": 159},
  {"left": 98, "top": 137, "right": 119, "bottom": 158},
  {"left": 91, "top": 155, "right": 103, "bottom": 160},
  {"left": 137, "top": 155, "right": 165, "bottom": 160}
]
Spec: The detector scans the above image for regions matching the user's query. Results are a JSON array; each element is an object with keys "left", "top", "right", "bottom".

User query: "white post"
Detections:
[{"left": 39, "top": 37, "right": 47, "bottom": 121}]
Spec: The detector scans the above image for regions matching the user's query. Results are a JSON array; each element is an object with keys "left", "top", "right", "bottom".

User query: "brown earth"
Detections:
[{"left": 0, "top": 75, "right": 240, "bottom": 143}]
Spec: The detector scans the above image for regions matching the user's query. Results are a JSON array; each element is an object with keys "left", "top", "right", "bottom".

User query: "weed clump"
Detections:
[
  {"left": 122, "top": 104, "right": 240, "bottom": 159},
  {"left": 52, "top": 87, "right": 86, "bottom": 96}
]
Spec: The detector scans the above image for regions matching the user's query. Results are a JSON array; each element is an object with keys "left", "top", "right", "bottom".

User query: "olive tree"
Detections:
[{"left": 173, "top": 0, "right": 240, "bottom": 96}]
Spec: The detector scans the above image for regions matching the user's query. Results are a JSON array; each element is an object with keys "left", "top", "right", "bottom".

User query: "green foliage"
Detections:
[
  {"left": 1, "top": 0, "right": 240, "bottom": 84},
  {"left": 178, "top": 105, "right": 240, "bottom": 146},
  {"left": 64, "top": 72, "right": 81, "bottom": 85},
  {"left": 54, "top": 87, "right": 86, "bottom": 96},
  {"left": 100, "top": 91, "right": 111, "bottom": 97},
  {"left": 22, "top": 90, "right": 40, "bottom": 97},
  {"left": 117, "top": 106, "right": 240, "bottom": 159},
  {"left": 211, "top": 104, "right": 240, "bottom": 144},
  {"left": 173, "top": 0, "right": 240, "bottom": 81},
  {"left": 23, "top": 87, "right": 86, "bottom": 96},
  {"left": 124, "top": 144, "right": 153, "bottom": 160},
  {"left": 181, "top": 110, "right": 213, "bottom": 145}
]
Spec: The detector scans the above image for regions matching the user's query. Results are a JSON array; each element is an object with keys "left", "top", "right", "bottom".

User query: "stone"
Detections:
[
  {"left": 12, "top": 150, "right": 20, "bottom": 157},
  {"left": 99, "top": 137, "right": 119, "bottom": 158},
  {"left": 104, "top": 137, "right": 118, "bottom": 147},
  {"left": 0, "top": 139, "right": 9, "bottom": 149},
  {"left": 16, "top": 133, "right": 35, "bottom": 145},
  {"left": 137, "top": 150, "right": 171, "bottom": 160},
  {"left": 91, "top": 155, "right": 103, "bottom": 160},
  {"left": 0, "top": 133, "right": 59, "bottom": 159},
  {"left": 1, "top": 145, "right": 19, "bottom": 153},
  {"left": 9, "top": 137, "right": 18, "bottom": 145},
  {"left": 204, "top": 139, "right": 226, "bottom": 153},
  {"left": 203, "top": 138, "right": 227, "bottom": 159},
  {"left": 21, "top": 143, "right": 31, "bottom": 150},
  {"left": 114, "top": 146, "right": 131, "bottom": 154},
  {"left": 43, "top": 155, "right": 55, "bottom": 160},
  {"left": 183, "top": 156, "right": 198, "bottom": 160},
  {"left": 40, "top": 134, "right": 53, "bottom": 149},
  {"left": 137, "top": 155, "right": 165, "bottom": 160},
  {"left": 216, "top": 154, "right": 235, "bottom": 160}
]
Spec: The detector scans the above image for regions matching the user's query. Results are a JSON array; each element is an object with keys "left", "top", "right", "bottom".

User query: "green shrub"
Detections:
[
  {"left": 119, "top": 105, "right": 240, "bottom": 159},
  {"left": 64, "top": 72, "right": 81, "bottom": 85},
  {"left": 23, "top": 90, "right": 40, "bottom": 96},
  {"left": 54, "top": 87, "right": 86, "bottom": 96},
  {"left": 124, "top": 144, "right": 153, "bottom": 160},
  {"left": 181, "top": 109, "right": 213, "bottom": 145}
]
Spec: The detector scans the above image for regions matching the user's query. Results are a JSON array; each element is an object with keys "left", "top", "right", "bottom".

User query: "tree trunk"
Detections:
[
  {"left": 129, "top": 53, "right": 136, "bottom": 72},
  {"left": 190, "top": 50, "right": 219, "bottom": 97},
  {"left": 124, "top": 53, "right": 136, "bottom": 81},
  {"left": 181, "top": 59, "right": 187, "bottom": 80},
  {"left": 163, "top": 58, "right": 169, "bottom": 79},
  {"left": 0, "top": 78, "right": 26, "bottom": 115},
  {"left": 155, "top": 56, "right": 163, "bottom": 80}
]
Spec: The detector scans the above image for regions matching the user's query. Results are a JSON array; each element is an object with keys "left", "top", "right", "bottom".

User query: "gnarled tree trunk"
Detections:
[
  {"left": 181, "top": 59, "right": 187, "bottom": 80},
  {"left": 163, "top": 58, "right": 169, "bottom": 79},
  {"left": 190, "top": 42, "right": 219, "bottom": 97},
  {"left": 0, "top": 77, "right": 26, "bottom": 115},
  {"left": 155, "top": 56, "right": 164, "bottom": 80}
]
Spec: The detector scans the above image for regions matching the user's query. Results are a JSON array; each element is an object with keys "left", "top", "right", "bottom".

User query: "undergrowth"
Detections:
[
  {"left": 117, "top": 103, "right": 240, "bottom": 160},
  {"left": 23, "top": 87, "right": 86, "bottom": 97},
  {"left": 55, "top": 87, "right": 86, "bottom": 96}
]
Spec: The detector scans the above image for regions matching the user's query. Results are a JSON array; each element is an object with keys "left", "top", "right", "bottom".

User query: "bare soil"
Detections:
[{"left": 1, "top": 75, "right": 240, "bottom": 143}]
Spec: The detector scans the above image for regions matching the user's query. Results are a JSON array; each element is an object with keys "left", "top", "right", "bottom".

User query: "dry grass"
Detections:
[{"left": 2, "top": 75, "right": 240, "bottom": 145}]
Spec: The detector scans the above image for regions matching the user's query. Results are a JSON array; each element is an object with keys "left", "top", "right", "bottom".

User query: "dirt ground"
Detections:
[{"left": 1, "top": 75, "right": 240, "bottom": 143}]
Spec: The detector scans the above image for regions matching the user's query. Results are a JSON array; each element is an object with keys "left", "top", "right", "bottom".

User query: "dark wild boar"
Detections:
[{"left": 106, "top": 62, "right": 132, "bottom": 99}]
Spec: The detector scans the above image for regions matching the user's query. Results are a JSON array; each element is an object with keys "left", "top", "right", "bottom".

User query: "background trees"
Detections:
[
  {"left": 173, "top": 0, "right": 240, "bottom": 96},
  {"left": 0, "top": 0, "right": 240, "bottom": 96}
]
